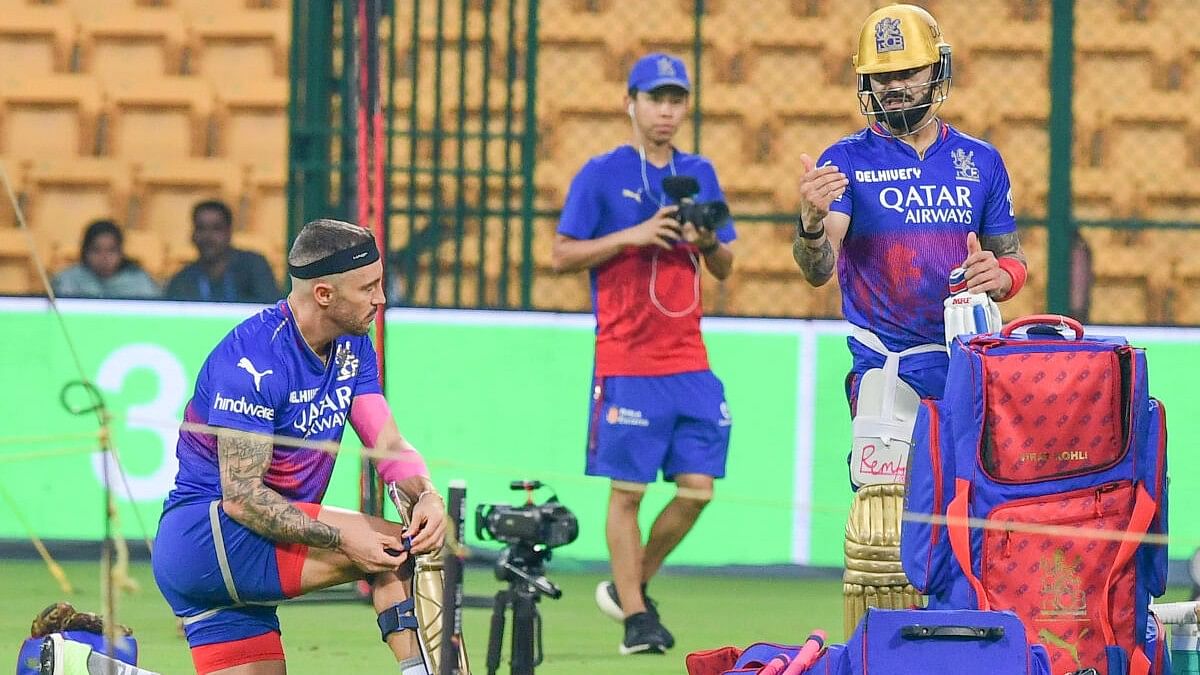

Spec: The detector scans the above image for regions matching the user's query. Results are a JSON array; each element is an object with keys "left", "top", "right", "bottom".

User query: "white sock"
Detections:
[{"left": 399, "top": 656, "right": 429, "bottom": 675}]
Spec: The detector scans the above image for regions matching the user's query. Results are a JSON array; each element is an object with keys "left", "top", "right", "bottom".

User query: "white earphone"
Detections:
[{"left": 627, "top": 102, "right": 635, "bottom": 119}]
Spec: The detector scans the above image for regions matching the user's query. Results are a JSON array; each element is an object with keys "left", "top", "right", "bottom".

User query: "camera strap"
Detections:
[
  {"left": 649, "top": 248, "right": 701, "bottom": 318},
  {"left": 637, "top": 144, "right": 677, "bottom": 208},
  {"left": 637, "top": 144, "right": 701, "bottom": 318}
]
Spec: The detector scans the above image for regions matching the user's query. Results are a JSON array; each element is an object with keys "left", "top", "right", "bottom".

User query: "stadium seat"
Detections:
[
  {"left": 742, "top": 37, "right": 836, "bottom": 113},
  {"left": 531, "top": 272, "right": 591, "bottom": 312},
  {"left": 214, "top": 79, "right": 288, "bottom": 171},
  {"left": 732, "top": 222, "right": 798, "bottom": 274},
  {"left": 1098, "top": 113, "right": 1188, "bottom": 193},
  {"left": 405, "top": 269, "right": 497, "bottom": 308},
  {"left": 538, "top": 40, "right": 619, "bottom": 104},
  {"left": 0, "top": 4, "right": 77, "bottom": 76},
  {"left": 1078, "top": 227, "right": 1170, "bottom": 325},
  {"left": 22, "top": 157, "right": 133, "bottom": 256},
  {"left": 121, "top": 227, "right": 167, "bottom": 280},
  {"left": 1072, "top": 166, "right": 1138, "bottom": 220},
  {"left": 720, "top": 165, "right": 784, "bottom": 215},
  {"left": 537, "top": 1, "right": 641, "bottom": 56},
  {"left": 103, "top": 77, "right": 214, "bottom": 159},
  {"left": 133, "top": 158, "right": 242, "bottom": 262},
  {"left": 0, "top": 255, "right": 37, "bottom": 296},
  {"left": 170, "top": 0, "right": 273, "bottom": 15},
  {"left": 1140, "top": 171, "right": 1200, "bottom": 222},
  {"left": 0, "top": 73, "right": 102, "bottom": 159},
  {"left": 1167, "top": 233, "right": 1200, "bottom": 324},
  {"left": 76, "top": 6, "right": 187, "bottom": 80},
  {"left": 187, "top": 4, "right": 289, "bottom": 84},
  {"left": 725, "top": 271, "right": 840, "bottom": 318},
  {"left": 243, "top": 165, "right": 287, "bottom": 254}
]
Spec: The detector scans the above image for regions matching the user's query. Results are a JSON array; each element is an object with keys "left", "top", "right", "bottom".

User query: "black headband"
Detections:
[{"left": 288, "top": 240, "right": 380, "bottom": 279}]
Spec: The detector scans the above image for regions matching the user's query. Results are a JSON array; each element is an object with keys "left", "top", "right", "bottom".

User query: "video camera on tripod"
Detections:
[{"left": 476, "top": 481, "right": 578, "bottom": 675}]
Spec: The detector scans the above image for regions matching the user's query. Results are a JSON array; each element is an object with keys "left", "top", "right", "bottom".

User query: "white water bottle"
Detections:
[{"left": 943, "top": 267, "right": 1002, "bottom": 349}]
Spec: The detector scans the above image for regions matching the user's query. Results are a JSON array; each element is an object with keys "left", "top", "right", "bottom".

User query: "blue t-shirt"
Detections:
[
  {"left": 163, "top": 301, "right": 381, "bottom": 511},
  {"left": 820, "top": 122, "right": 1016, "bottom": 354},
  {"left": 557, "top": 145, "right": 736, "bottom": 376}
]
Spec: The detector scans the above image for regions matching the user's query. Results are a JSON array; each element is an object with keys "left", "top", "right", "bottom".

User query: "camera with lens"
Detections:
[
  {"left": 475, "top": 480, "right": 579, "bottom": 551},
  {"left": 477, "top": 481, "right": 579, "bottom": 675},
  {"left": 663, "top": 175, "right": 731, "bottom": 231}
]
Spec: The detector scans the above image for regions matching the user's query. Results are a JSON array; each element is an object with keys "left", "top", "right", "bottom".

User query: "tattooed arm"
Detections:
[
  {"left": 217, "top": 430, "right": 341, "bottom": 549},
  {"left": 794, "top": 153, "right": 850, "bottom": 287},
  {"left": 963, "top": 230, "right": 1027, "bottom": 300},
  {"left": 980, "top": 231, "right": 1026, "bottom": 268},
  {"left": 793, "top": 211, "right": 850, "bottom": 287}
]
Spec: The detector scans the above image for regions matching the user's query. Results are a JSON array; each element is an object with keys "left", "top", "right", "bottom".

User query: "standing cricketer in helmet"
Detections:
[{"left": 791, "top": 4, "right": 1028, "bottom": 635}]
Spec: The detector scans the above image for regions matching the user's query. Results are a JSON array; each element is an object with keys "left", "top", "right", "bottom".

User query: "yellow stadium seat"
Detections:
[
  {"left": 537, "top": 1, "right": 639, "bottom": 55},
  {"left": 215, "top": 79, "right": 288, "bottom": 171},
  {"left": 0, "top": 73, "right": 102, "bottom": 159},
  {"left": 187, "top": 5, "right": 289, "bottom": 83},
  {"left": 104, "top": 76, "right": 214, "bottom": 159},
  {"left": 170, "top": 0, "right": 271, "bottom": 14},
  {"left": 1072, "top": 167, "right": 1138, "bottom": 220},
  {"left": 243, "top": 165, "right": 286, "bottom": 252},
  {"left": 133, "top": 158, "right": 242, "bottom": 261},
  {"left": 1141, "top": 172, "right": 1200, "bottom": 223},
  {"left": 22, "top": 157, "right": 133, "bottom": 255},
  {"left": 1078, "top": 227, "right": 1170, "bottom": 325},
  {"left": 731, "top": 222, "right": 796, "bottom": 275},
  {"left": 720, "top": 165, "right": 783, "bottom": 215},
  {"left": 0, "top": 258, "right": 37, "bottom": 296},
  {"left": 76, "top": 6, "right": 187, "bottom": 80},
  {"left": 724, "top": 271, "right": 840, "bottom": 318},
  {"left": 0, "top": 4, "right": 77, "bottom": 76},
  {"left": 1167, "top": 230, "right": 1200, "bottom": 324},
  {"left": 122, "top": 227, "right": 167, "bottom": 280},
  {"left": 420, "top": 271, "right": 485, "bottom": 308},
  {"left": 531, "top": 272, "right": 591, "bottom": 312}
]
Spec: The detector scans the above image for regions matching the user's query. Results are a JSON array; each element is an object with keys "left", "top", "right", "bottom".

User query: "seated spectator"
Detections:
[
  {"left": 51, "top": 220, "right": 160, "bottom": 299},
  {"left": 165, "top": 200, "right": 280, "bottom": 303}
]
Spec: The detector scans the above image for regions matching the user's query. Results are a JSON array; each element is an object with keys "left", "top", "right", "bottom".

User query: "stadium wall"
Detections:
[{"left": 4, "top": 298, "right": 1199, "bottom": 568}]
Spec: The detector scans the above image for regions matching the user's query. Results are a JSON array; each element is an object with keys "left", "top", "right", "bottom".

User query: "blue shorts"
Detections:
[
  {"left": 152, "top": 499, "right": 320, "bottom": 648},
  {"left": 586, "top": 370, "right": 732, "bottom": 483}
]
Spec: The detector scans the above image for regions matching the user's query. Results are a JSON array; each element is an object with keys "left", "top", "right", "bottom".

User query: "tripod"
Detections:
[{"left": 484, "top": 543, "right": 562, "bottom": 675}]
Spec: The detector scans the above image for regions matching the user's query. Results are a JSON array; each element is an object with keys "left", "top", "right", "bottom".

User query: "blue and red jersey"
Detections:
[
  {"left": 558, "top": 145, "right": 737, "bottom": 377},
  {"left": 821, "top": 122, "right": 1017, "bottom": 354},
  {"left": 164, "top": 301, "right": 381, "bottom": 511}
]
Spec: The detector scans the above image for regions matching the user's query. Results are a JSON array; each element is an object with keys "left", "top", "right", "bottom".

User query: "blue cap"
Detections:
[{"left": 627, "top": 53, "right": 690, "bottom": 93}]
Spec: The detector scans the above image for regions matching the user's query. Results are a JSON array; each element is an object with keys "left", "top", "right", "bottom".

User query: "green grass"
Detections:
[{"left": 3, "top": 560, "right": 843, "bottom": 674}]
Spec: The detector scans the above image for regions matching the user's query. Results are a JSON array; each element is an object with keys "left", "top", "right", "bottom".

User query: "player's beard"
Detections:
[
  {"left": 873, "top": 84, "right": 934, "bottom": 135},
  {"left": 333, "top": 303, "right": 375, "bottom": 336}
]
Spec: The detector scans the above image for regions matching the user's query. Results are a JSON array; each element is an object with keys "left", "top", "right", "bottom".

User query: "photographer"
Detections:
[{"left": 551, "top": 52, "right": 736, "bottom": 655}]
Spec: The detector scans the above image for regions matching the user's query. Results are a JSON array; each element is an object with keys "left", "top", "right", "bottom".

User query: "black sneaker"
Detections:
[
  {"left": 620, "top": 612, "right": 671, "bottom": 655},
  {"left": 595, "top": 581, "right": 674, "bottom": 647},
  {"left": 596, "top": 580, "right": 661, "bottom": 619}
]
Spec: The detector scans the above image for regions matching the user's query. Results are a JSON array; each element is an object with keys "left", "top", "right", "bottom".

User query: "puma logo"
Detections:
[
  {"left": 1038, "top": 627, "right": 1087, "bottom": 669},
  {"left": 237, "top": 357, "right": 273, "bottom": 392},
  {"left": 622, "top": 188, "right": 643, "bottom": 203},
  {"left": 352, "top": 251, "right": 369, "bottom": 259}
]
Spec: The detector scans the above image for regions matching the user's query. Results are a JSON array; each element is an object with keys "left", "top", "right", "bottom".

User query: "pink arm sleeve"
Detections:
[{"left": 349, "top": 393, "right": 429, "bottom": 481}]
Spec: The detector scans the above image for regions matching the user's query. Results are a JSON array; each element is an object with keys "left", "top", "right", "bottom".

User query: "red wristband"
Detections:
[{"left": 996, "top": 256, "right": 1027, "bottom": 301}]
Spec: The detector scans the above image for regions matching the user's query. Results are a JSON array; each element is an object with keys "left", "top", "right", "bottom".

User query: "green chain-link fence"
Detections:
[{"left": 289, "top": 0, "right": 1200, "bottom": 324}]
